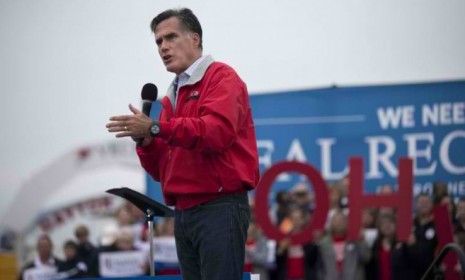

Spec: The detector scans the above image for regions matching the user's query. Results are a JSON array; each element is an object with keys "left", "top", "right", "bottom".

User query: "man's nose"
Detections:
[{"left": 160, "top": 41, "right": 169, "bottom": 52}]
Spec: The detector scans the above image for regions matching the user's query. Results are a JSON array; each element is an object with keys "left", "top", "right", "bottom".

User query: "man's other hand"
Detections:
[{"left": 106, "top": 104, "right": 153, "bottom": 139}]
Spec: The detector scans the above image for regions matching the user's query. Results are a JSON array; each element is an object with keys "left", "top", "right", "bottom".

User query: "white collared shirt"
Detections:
[
  {"left": 177, "top": 55, "right": 206, "bottom": 90},
  {"left": 170, "top": 55, "right": 208, "bottom": 108},
  {"left": 174, "top": 55, "right": 206, "bottom": 102}
]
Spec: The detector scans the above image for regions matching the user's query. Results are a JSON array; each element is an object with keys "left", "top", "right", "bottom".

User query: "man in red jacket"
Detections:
[{"left": 106, "top": 8, "right": 259, "bottom": 280}]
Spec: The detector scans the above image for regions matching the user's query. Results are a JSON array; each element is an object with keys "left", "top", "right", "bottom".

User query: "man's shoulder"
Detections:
[
  {"left": 208, "top": 61, "right": 234, "bottom": 72},
  {"left": 205, "top": 61, "right": 241, "bottom": 81}
]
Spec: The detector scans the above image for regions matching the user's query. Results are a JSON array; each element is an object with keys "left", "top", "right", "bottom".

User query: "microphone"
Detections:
[
  {"left": 141, "top": 83, "right": 158, "bottom": 116},
  {"left": 134, "top": 83, "right": 158, "bottom": 144}
]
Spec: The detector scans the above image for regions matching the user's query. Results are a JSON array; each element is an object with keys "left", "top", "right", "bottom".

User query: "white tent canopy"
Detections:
[{"left": 1, "top": 140, "right": 144, "bottom": 232}]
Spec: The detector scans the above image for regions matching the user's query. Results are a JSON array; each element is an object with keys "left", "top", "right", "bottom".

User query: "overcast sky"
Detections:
[{"left": 1, "top": 0, "right": 465, "bottom": 229}]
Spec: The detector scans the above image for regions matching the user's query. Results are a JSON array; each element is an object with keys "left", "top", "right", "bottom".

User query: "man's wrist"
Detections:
[{"left": 149, "top": 120, "right": 161, "bottom": 137}]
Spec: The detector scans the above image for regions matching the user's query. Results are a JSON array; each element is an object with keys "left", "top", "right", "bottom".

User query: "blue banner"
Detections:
[{"left": 147, "top": 80, "right": 465, "bottom": 200}]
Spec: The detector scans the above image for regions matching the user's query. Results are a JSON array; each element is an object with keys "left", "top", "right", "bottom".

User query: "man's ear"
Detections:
[{"left": 191, "top": 33, "right": 201, "bottom": 48}]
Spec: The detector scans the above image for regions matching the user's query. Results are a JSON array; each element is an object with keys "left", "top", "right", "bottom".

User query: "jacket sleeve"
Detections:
[
  {"left": 157, "top": 67, "right": 247, "bottom": 153},
  {"left": 136, "top": 137, "right": 165, "bottom": 181}
]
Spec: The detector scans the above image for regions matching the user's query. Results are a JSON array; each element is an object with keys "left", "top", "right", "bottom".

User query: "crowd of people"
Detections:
[
  {"left": 245, "top": 180, "right": 464, "bottom": 280},
  {"left": 18, "top": 202, "right": 178, "bottom": 279},
  {"left": 19, "top": 180, "right": 464, "bottom": 280}
]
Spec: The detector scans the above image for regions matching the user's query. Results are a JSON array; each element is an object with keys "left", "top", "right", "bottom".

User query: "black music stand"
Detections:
[{"left": 106, "top": 187, "right": 174, "bottom": 276}]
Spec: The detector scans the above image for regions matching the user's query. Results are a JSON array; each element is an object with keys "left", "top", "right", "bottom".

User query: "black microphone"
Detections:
[
  {"left": 133, "top": 83, "right": 158, "bottom": 144},
  {"left": 141, "top": 83, "right": 158, "bottom": 116}
]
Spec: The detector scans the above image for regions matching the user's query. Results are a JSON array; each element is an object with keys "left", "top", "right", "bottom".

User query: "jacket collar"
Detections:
[
  {"left": 184, "top": 55, "right": 214, "bottom": 86},
  {"left": 166, "top": 55, "right": 214, "bottom": 106}
]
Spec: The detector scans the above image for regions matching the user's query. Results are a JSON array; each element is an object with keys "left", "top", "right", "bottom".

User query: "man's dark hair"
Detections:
[{"left": 150, "top": 8, "right": 203, "bottom": 49}]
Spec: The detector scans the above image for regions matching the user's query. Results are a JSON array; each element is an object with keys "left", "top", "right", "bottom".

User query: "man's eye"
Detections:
[{"left": 166, "top": 34, "right": 177, "bottom": 41}]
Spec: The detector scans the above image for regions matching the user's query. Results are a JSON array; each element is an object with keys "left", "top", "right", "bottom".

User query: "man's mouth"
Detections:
[{"left": 163, "top": 55, "right": 172, "bottom": 64}]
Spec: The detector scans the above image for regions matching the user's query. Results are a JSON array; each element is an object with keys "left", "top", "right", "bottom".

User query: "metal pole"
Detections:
[{"left": 147, "top": 209, "right": 155, "bottom": 276}]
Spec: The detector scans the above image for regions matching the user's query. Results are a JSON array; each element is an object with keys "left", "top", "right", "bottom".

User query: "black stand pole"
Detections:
[{"left": 106, "top": 187, "right": 174, "bottom": 277}]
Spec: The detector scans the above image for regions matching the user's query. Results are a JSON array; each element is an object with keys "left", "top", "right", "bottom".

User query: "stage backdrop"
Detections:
[{"left": 146, "top": 80, "right": 465, "bottom": 201}]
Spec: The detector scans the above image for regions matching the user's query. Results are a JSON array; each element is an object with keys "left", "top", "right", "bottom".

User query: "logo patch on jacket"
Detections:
[{"left": 188, "top": 90, "right": 200, "bottom": 99}]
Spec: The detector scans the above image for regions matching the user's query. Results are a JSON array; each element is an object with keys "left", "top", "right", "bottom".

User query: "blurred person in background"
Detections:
[
  {"left": 58, "top": 240, "right": 88, "bottom": 278},
  {"left": 365, "top": 214, "right": 416, "bottom": 280},
  {"left": 318, "top": 210, "right": 370, "bottom": 280},
  {"left": 454, "top": 199, "right": 465, "bottom": 252},
  {"left": 157, "top": 217, "right": 175, "bottom": 237},
  {"left": 127, "top": 202, "right": 145, "bottom": 224},
  {"left": 412, "top": 193, "right": 438, "bottom": 279},
  {"left": 361, "top": 208, "right": 378, "bottom": 248},
  {"left": 74, "top": 224, "right": 98, "bottom": 276},
  {"left": 290, "top": 183, "right": 314, "bottom": 213},
  {"left": 155, "top": 217, "right": 181, "bottom": 275},
  {"left": 99, "top": 226, "right": 137, "bottom": 252},
  {"left": 127, "top": 202, "right": 148, "bottom": 243},
  {"left": 155, "top": 217, "right": 180, "bottom": 275},
  {"left": 244, "top": 205, "right": 270, "bottom": 280},
  {"left": 279, "top": 184, "right": 313, "bottom": 235},
  {"left": 432, "top": 181, "right": 448, "bottom": 205},
  {"left": 115, "top": 227, "right": 138, "bottom": 252},
  {"left": 101, "top": 204, "right": 144, "bottom": 248},
  {"left": 98, "top": 224, "right": 118, "bottom": 250},
  {"left": 275, "top": 190, "right": 291, "bottom": 226},
  {"left": 19, "top": 234, "right": 62, "bottom": 280},
  {"left": 325, "top": 184, "right": 347, "bottom": 230},
  {"left": 454, "top": 199, "right": 465, "bottom": 234},
  {"left": 98, "top": 227, "right": 149, "bottom": 276},
  {"left": 116, "top": 204, "right": 135, "bottom": 227},
  {"left": 119, "top": 202, "right": 148, "bottom": 247},
  {"left": 274, "top": 207, "right": 319, "bottom": 280},
  {"left": 328, "top": 184, "right": 343, "bottom": 210},
  {"left": 333, "top": 177, "right": 349, "bottom": 209}
]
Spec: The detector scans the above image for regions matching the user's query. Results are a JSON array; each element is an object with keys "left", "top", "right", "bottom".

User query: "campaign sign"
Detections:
[
  {"left": 147, "top": 80, "right": 465, "bottom": 198},
  {"left": 153, "top": 237, "right": 178, "bottom": 267},
  {"left": 99, "top": 250, "right": 146, "bottom": 277},
  {"left": 138, "top": 237, "right": 179, "bottom": 270}
]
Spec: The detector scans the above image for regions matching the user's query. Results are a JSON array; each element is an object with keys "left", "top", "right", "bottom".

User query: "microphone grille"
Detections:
[{"left": 141, "top": 83, "right": 158, "bottom": 101}]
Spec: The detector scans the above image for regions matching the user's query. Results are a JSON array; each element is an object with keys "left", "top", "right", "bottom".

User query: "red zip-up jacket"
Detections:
[{"left": 136, "top": 56, "right": 259, "bottom": 209}]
